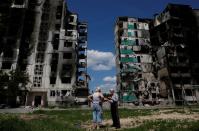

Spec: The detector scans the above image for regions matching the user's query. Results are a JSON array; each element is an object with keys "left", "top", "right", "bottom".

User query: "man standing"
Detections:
[{"left": 108, "top": 89, "right": 121, "bottom": 129}]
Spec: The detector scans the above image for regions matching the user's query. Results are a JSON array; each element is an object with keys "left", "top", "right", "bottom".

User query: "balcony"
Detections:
[
  {"left": 78, "top": 46, "right": 86, "bottom": 51},
  {"left": 78, "top": 36, "right": 87, "bottom": 42},
  {"left": 120, "top": 49, "right": 134, "bottom": 54},
  {"left": 120, "top": 57, "right": 138, "bottom": 63},
  {"left": 65, "top": 30, "right": 77, "bottom": 41},
  {"left": 78, "top": 62, "right": 86, "bottom": 68},
  {"left": 78, "top": 71, "right": 86, "bottom": 76},
  {"left": 121, "top": 39, "right": 136, "bottom": 46},
  {"left": 69, "top": 15, "right": 77, "bottom": 25},
  {"left": 79, "top": 28, "right": 87, "bottom": 33},
  {"left": 128, "top": 23, "right": 135, "bottom": 29},
  {"left": 78, "top": 54, "right": 86, "bottom": 59}
]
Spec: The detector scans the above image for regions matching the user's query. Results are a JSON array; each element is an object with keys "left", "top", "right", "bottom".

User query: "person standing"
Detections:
[
  {"left": 108, "top": 89, "right": 121, "bottom": 129},
  {"left": 88, "top": 87, "right": 104, "bottom": 129}
]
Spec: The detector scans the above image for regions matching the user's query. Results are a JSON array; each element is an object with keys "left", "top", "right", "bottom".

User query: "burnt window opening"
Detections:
[
  {"left": 65, "top": 31, "right": 73, "bottom": 36},
  {"left": 136, "top": 39, "right": 139, "bottom": 46},
  {"left": 62, "top": 64, "right": 72, "bottom": 71},
  {"left": 39, "top": 33, "right": 48, "bottom": 42},
  {"left": 51, "top": 53, "right": 58, "bottom": 71},
  {"left": 178, "top": 56, "right": 189, "bottom": 63},
  {"left": 55, "top": 24, "right": 61, "bottom": 30},
  {"left": 50, "top": 90, "right": 55, "bottom": 97},
  {"left": 56, "top": 6, "right": 62, "bottom": 19},
  {"left": 56, "top": 90, "right": 60, "bottom": 96},
  {"left": 137, "top": 56, "right": 141, "bottom": 63},
  {"left": 64, "top": 42, "right": 72, "bottom": 47},
  {"left": 61, "top": 64, "right": 72, "bottom": 77},
  {"left": 75, "top": 89, "right": 88, "bottom": 97},
  {"left": 1, "top": 62, "right": 12, "bottom": 69},
  {"left": 40, "top": 23, "right": 49, "bottom": 31},
  {"left": 20, "top": 64, "right": 27, "bottom": 71},
  {"left": 3, "top": 50, "right": 14, "bottom": 58},
  {"left": 69, "top": 16, "right": 75, "bottom": 23},
  {"left": 37, "top": 42, "right": 46, "bottom": 52},
  {"left": 138, "top": 74, "right": 142, "bottom": 78},
  {"left": 33, "top": 77, "right": 42, "bottom": 87},
  {"left": 185, "top": 89, "right": 192, "bottom": 96},
  {"left": 41, "top": 13, "right": 49, "bottom": 21},
  {"left": 14, "top": 0, "right": 24, "bottom": 5},
  {"left": 52, "top": 34, "right": 59, "bottom": 50},
  {"left": 34, "top": 65, "right": 43, "bottom": 75},
  {"left": 61, "top": 90, "right": 67, "bottom": 96},
  {"left": 6, "top": 39, "right": 16, "bottom": 47},
  {"left": 36, "top": 53, "right": 44, "bottom": 63},
  {"left": 119, "top": 23, "right": 123, "bottom": 28},
  {"left": 51, "top": 53, "right": 58, "bottom": 61},
  {"left": 119, "top": 31, "right": 123, "bottom": 36},
  {"left": 135, "top": 31, "right": 138, "bottom": 37},
  {"left": 0, "top": 74, "right": 9, "bottom": 82},
  {"left": 50, "top": 77, "right": 56, "bottom": 84},
  {"left": 42, "top": 0, "right": 50, "bottom": 9},
  {"left": 67, "top": 24, "right": 76, "bottom": 30},
  {"left": 63, "top": 53, "right": 72, "bottom": 59},
  {"left": 51, "top": 64, "right": 57, "bottom": 72},
  {"left": 61, "top": 77, "right": 71, "bottom": 83},
  {"left": 134, "top": 23, "right": 137, "bottom": 29}
]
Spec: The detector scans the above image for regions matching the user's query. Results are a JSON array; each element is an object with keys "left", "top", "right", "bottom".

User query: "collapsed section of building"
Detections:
[
  {"left": 0, "top": 0, "right": 89, "bottom": 107},
  {"left": 115, "top": 4, "right": 199, "bottom": 106}
]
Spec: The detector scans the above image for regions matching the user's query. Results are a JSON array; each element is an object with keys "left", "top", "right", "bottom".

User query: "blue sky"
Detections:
[{"left": 66, "top": 0, "right": 199, "bottom": 93}]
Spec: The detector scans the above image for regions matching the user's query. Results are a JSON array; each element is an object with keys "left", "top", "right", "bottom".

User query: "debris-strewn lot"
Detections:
[{"left": 0, "top": 107, "right": 199, "bottom": 131}]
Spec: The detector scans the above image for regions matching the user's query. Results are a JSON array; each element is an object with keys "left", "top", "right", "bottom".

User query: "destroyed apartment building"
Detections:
[
  {"left": 115, "top": 17, "right": 158, "bottom": 105},
  {"left": 115, "top": 4, "right": 199, "bottom": 106},
  {"left": 0, "top": 0, "right": 89, "bottom": 107}
]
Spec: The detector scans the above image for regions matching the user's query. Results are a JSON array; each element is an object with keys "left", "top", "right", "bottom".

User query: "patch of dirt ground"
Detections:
[
  {"left": 19, "top": 114, "right": 48, "bottom": 121},
  {"left": 82, "top": 110, "right": 199, "bottom": 130}
]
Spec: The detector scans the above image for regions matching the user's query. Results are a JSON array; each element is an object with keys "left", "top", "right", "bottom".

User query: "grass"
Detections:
[
  {"left": 0, "top": 108, "right": 199, "bottom": 131},
  {"left": 123, "top": 120, "right": 199, "bottom": 131}
]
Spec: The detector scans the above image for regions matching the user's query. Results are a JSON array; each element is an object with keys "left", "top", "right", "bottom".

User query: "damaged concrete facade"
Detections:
[
  {"left": 115, "top": 17, "right": 159, "bottom": 105},
  {"left": 150, "top": 4, "right": 199, "bottom": 105},
  {"left": 0, "top": 0, "right": 88, "bottom": 106},
  {"left": 115, "top": 4, "right": 199, "bottom": 106}
]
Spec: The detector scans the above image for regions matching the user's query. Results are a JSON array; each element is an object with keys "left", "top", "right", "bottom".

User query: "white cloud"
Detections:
[
  {"left": 87, "top": 50, "right": 115, "bottom": 71},
  {"left": 94, "top": 76, "right": 117, "bottom": 93},
  {"left": 98, "top": 83, "right": 116, "bottom": 93},
  {"left": 103, "top": 76, "right": 116, "bottom": 83}
]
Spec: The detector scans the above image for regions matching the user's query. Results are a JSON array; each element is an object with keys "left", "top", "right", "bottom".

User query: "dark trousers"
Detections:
[{"left": 110, "top": 102, "right": 120, "bottom": 128}]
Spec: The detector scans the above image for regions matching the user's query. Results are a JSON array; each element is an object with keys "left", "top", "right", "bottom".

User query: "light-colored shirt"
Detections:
[
  {"left": 109, "top": 93, "right": 118, "bottom": 103},
  {"left": 92, "top": 92, "right": 104, "bottom": 104}
]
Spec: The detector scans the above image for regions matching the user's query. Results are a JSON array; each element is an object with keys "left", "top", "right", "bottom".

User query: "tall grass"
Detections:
[{"left": 0, "top": 108, "right": 199, "bottom": 131}]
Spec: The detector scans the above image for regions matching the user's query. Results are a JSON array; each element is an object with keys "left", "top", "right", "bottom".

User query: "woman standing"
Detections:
[{"left": 88, "top": 87, "right": 104, "bottom": 129}]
